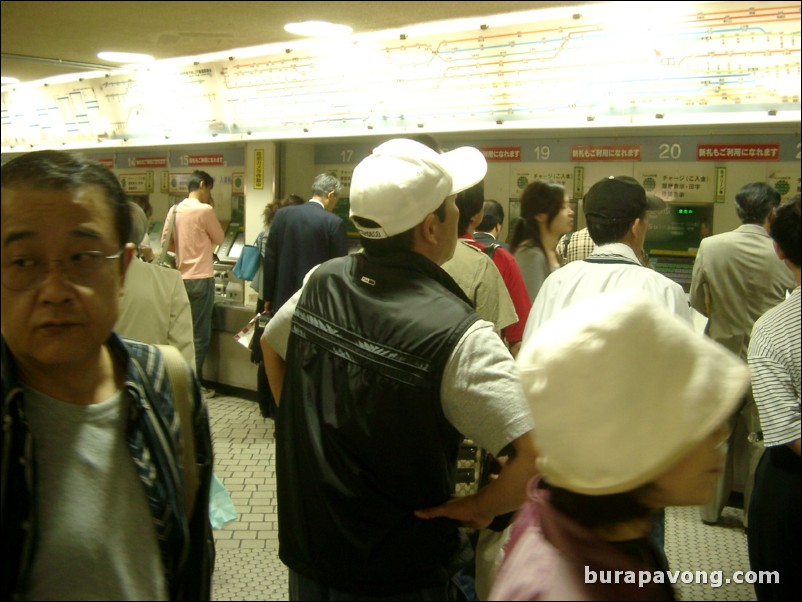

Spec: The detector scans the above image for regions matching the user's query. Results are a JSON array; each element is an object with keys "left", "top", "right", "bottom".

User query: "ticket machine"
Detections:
[
  {"left": 213, "top": 222, "right": 246, "bottom": 304},
  {"left": 646, "top": 203, "right": 714, "bottom": 293}
]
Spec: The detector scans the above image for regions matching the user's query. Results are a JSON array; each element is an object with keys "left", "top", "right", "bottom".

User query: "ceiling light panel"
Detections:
[{"left": 1, "top": 1, "right": 799, "bottom": 150}]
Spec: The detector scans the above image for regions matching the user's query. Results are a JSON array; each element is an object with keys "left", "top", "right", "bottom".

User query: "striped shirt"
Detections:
[{"left": 748, "top": 286, "right": 801, "bottom": 447}]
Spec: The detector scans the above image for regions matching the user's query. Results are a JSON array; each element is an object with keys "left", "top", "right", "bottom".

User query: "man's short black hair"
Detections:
[
  {"left": 1, "top": 150, "right": 131, "bottom": 248},
  {"left": 455, "top": 182, "right": 484, "bottom": 236},
  {"left": 770, "top": 194, "right": 801, "bottom": 267},
  {"left": 477, "top": 200, "right": 504, "bottom": 232}
]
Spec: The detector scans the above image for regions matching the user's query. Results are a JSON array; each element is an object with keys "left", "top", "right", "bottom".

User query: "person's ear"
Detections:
[
  {"left": 773, "top": 239, "right": 787, "bottom": 261},
  {"left": 419, "top": 212, "right": 440, "bottom": 246},
  {"left": 118, "top": 243, "right": 137, "bottom": 293}
]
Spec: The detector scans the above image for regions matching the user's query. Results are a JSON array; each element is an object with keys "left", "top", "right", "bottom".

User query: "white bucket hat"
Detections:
[
  {"left": 349, "top": 138, "right": 487, "bottom": 239},
  {"left": 518, "top": 289, "right": 749, "bottom": 495}
]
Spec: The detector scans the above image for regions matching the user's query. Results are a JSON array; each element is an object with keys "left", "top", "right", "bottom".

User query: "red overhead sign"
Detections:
[
  {"left": 571, "top": 145, "right": 642, "bottom": 161},
  {"left": 696, "top": 144, "right": 780, "bottom": 160},
  {"left": 133, "top": 156, "right": 168, "bottom": 168},
  {"left": 188, "top": 154, "right": 226, "bottom": 166}
]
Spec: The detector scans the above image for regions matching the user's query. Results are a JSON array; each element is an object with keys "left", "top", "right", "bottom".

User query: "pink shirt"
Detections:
[{"left": 162, "top": 198, "right": 224, "bottom": 279}]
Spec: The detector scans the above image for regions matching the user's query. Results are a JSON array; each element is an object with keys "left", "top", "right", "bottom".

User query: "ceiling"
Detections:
[
  {"left": 1, "top": 1, "right": 595, "bottom": 84},
  {"left": 1, "top": 1, "right": 799, "bottom": 150}
]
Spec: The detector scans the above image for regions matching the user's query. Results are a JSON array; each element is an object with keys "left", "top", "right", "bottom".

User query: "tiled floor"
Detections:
[{"left": 206, "top": 392, "right": 756, "bottom": 602}]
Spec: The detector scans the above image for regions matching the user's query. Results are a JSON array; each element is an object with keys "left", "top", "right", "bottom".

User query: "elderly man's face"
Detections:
[{"left": 1, "top": 184, "right": 127, "bottom": 372}]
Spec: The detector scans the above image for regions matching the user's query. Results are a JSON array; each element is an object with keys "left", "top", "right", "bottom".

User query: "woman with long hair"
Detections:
[
  {"left": 510, "top": 180, "right": 574, "bottom": 302},
  {"left": 250, "top": 193, "right": 305, "bottom": 305}
]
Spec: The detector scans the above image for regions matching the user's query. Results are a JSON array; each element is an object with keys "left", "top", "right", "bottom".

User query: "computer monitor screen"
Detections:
[
  {"left": 646, "top": 203, "right": 714, "bottom": 255},
  {"left": 645, "top": 203, "right": 714, "bottom": 293}
]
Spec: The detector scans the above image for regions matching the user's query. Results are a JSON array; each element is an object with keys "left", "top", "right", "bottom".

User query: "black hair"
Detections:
[
  {"left": 543, "top": 481, "right": 656, "bottom": 530},
  {"left": 1, "top": 149, "right": 131, "bottom": 248},
  {"left": 406, "top": 134, "right": 444, "bottom": 153},
  {"left": 509, "top": 180, "right": 565, "bottom": 253},
  {"left": 188, "top": 170, "right": 214, "bottom": 193},
  {"left": 477, "top": 199, "right": 504, "bottom": 232},
  {"left": 735, "top": 182, "right": 781, "bottom": 224},
  {"left": 455, "top": 181, "right": 484, "bottom": 236},
  {"left": 770, "top": 194, "right": 801, "bottom": 267},
  {"left": 586, "top": 216, "right": 636, "bottom": 246}
]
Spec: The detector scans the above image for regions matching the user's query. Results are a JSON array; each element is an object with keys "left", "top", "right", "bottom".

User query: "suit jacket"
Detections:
[
  {"left": 690, "top": 224, "right": 795, "bottom": 358},
  {"left": 262, "top": 200, "right": 349, "bottom": 311}
]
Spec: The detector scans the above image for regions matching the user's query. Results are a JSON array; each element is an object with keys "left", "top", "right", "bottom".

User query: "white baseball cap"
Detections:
[
  {"left": 518, "top": 289, "right": 749, "bottom": 496},
  {"left": 349, "top": 138, "right": 487, "bottom": 239}
]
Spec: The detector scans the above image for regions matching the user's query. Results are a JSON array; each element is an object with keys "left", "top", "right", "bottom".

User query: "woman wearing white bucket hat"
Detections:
[{"left": 490, "top": 289, "right": 749, "bottom": 601}]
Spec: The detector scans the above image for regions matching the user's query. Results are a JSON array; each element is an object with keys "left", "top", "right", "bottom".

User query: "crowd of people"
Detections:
[{"left": 1, "top": 143, "right": 798, "bottom": 602}]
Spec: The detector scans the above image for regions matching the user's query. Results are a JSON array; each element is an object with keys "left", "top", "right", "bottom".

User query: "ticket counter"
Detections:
[{"left": 204, "top": 302, "right": 258, "bottom": 392}]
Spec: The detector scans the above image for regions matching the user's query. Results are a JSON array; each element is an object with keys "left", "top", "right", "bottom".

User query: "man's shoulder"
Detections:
[
  {"left": 700, "top": 227, "right": 757, "bottom": 247},
  {"left": 460, "top": 239, "right": 485, "bottom": 255},
  {"left": 492, "top": 245, "right": 517, "bottom": 264},
  {"left": 456, "top": 239, "right": 497, "bottom": 270},
  {"left": 118, "top": 335, "right": 157, "bottom": 366},
  {"left": 754, "top": 289, "right": 800, "bottom": 332},
  {"left": 644, "top": 265, "right": 687, "bottom": 292},
  {"left": 132, "top": 259, "right": 183, "bottom": 286}
]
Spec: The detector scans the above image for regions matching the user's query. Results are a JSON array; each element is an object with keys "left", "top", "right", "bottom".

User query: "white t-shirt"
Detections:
[{"left": 524, "top": 243, "right": 692, "bottom": 342}]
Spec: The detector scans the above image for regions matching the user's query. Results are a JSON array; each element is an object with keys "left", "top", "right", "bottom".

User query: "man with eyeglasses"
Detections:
[{"left": 1, "top": 150, "right": 215, "bottom": 600}]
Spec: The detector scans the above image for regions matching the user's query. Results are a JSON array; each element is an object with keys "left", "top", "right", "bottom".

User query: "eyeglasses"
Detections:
[{"left": 2, "top": 250, "right": 123, "bottom": 291}]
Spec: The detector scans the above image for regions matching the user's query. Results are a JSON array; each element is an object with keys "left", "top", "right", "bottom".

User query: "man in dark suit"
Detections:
[{"left": 262, "top": 173, "right": 349, "bottom": 314}]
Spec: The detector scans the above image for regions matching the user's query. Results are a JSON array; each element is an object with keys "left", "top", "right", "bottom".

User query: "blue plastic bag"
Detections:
[{"left": 209, "top": 472, "right": 237, "bottom": 529}]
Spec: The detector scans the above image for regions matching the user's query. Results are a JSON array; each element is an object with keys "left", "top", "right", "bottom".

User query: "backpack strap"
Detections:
[
  {"left": 482, "top": 243, "right": 501, "bottom": 259},
  {"left": 560, "top": 231, "right": 573, "bottom": 260},
  {"left": 156, "top": 344, "right": 198, "bottom": 517},
  {"left": 158, "top": 203, "right": 180, "bottom": 267}
]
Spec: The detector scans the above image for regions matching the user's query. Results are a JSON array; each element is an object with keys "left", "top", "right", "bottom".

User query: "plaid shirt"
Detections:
[
  {"left": 557, "top": 228, "right": 655, "bottom": 268},
  {"left": 556, "top": 228, "right": 596, "bottom": 264},
  {"left": 1, "top": 334, "right": 214, "bottom": 600}
]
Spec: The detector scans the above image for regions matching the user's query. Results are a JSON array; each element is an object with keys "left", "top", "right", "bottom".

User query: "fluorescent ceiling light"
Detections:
[
  {"left": 284, "top": 21, "right": 352, "bottom": 37},
  {"left": 97, "top": 51, "right": 154, "bottom": 63},
  {"left": 1, "top": 76, "right": 20, "bottom": 84}
]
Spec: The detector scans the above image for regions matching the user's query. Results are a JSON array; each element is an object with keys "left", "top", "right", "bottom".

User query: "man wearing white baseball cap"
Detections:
[
  {"left": 490, "top": 289, "right": 749, "bottom": 601},
  {"left": 261, "top": 138, "right": 537, "bottom": 600}
]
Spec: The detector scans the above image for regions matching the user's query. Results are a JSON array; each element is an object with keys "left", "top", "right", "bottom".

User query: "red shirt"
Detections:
[{"left": 460, "top": 234, "right": 531, "bottom": 345}]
